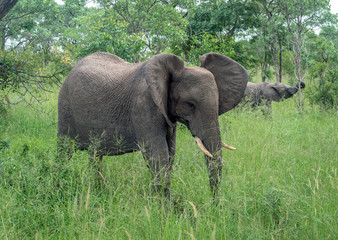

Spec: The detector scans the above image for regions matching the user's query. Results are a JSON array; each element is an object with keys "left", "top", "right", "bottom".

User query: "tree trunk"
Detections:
[
  {"left": 296, "top": 51, "right": 303, "bottom": 115},
  {"left": 279, "top": 36, "right": 283, "bottom": 82},
  {"left": 1, "top": 24, "right": 6, "bottom": 50},
  {"left": 270, "top": 38, "right": 281, "bottom": 83},
  {"left": 292, "top": 30, "right": 304, "bottom": 116},
  {"left": 0, "top": 0, "right": 19, "bottom": 20},
  {"left": 261, "top": 51, "right": 268, "bottom": 82}
]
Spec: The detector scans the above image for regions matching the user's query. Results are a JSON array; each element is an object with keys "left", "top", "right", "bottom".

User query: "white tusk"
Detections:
[
  {"left": 195, "top": 136, "right": 213, "bottom": 157},
  {"left": 221, "top": 142, "right": 236, "bottom": 150}
]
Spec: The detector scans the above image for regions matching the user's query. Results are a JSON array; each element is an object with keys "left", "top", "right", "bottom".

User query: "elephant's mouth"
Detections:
[{"left": 194, "top": 136, "right": 236, "bottom": 157}]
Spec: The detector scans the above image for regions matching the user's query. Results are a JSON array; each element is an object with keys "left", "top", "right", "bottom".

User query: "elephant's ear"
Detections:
[
  {"left": 144, "top": 54, "right": 185, "bottom": 127},
  {"left": 263, "top": 84, "right": 283, "bottom": 102},
  {"left": 199, "top": 53, "right": 249, "bottom": 115}
]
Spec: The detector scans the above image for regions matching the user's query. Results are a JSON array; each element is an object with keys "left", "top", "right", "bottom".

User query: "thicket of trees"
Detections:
[{"left": 0, "top": 0, "right": 337, "bottom": 110}]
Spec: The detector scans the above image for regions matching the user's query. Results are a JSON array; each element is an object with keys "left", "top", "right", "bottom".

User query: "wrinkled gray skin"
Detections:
[
  {"left": 243, "top": 81, "right": 305, "bottom": 109},
  {"left": 58, "top": 52, "right": 249, "bottom": 197}
]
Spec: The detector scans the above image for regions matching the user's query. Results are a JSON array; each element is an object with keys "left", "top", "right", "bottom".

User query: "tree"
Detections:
[
  {"left": 74, "top": 11, "right": 146, "bottom": 62},
  {"left": 186, "top": 32, "right": 236, "bottom": 65},
  {"left": 307, "top": 26, "right": 337, "bottom": 109},
  {"left": 276, "top": 0, "right": 331, "bottom": 114},
  {"left": 258, "top": 0, "right": 287, "bottom": 83},
  {"left": 0, "top": 0, "right": 71, "bottom": 110},
  {"left": 188, "top": 0, "right": 260, "bottom": 38},
  {"left": 0, "top": 0, "right": 19, "bottom": 20},
  {"left": 96, "top": 0, "right": 189, "bottom": 58},
  {"left": 179, "top": 0, "right": 259, "bottom": 64}
]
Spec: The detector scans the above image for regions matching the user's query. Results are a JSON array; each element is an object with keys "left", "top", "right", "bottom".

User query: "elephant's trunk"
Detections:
[
  {"left": 196, "top": 122, "right": 224, "bottom": 196},
  {"left": 294, "top": 81, "right": 305, "bottom": 91}
]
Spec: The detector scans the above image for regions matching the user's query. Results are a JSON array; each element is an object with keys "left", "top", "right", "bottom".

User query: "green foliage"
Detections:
[
  {"left": 75, "top": 13, "right": 145, "bottom": 62},
  {"left": 232, "top": 40, "right": 258, "bottom": 69},
  {"left": 308, "top": 69, "right": 337, "bottom": 109},
  {"left": 188, "top": 0, "right": 260, "bottom": 38},
  {"left": 186, "top": 33, "right": 236, "bottom": 65},
  {"left": 0, "top": 51, "right": 20, "bottom": 90},
  {"left": 0, "top": 49, "right": 67, "bottom": 89},
  {"left": 0, "top": 0, "right": 336, "bottom": 109},
  {"left": 0, "top": 0, "right": 59, "bottom": 50},
  {"left": 96, "top": 0, "right": 189, "bottom": 59},
  {"left": 276, "top": 0, "right": 331, "bottom": 87},
  {"left": 0, "top": 47, "right": 70, "bottom": 110},
  {"left": 306, "top": 27, "right": 338, "bottom": 109},
  {"left": 177, "top": 0, "right": 260, "bottom": 66},
  {"left": 0, "top": 0, "right": 73, "bottom": 108}
]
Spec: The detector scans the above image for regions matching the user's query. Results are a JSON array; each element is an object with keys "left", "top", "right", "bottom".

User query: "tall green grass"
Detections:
[{"left": 0, "top": 91, "right": 337, "bottom": 239}]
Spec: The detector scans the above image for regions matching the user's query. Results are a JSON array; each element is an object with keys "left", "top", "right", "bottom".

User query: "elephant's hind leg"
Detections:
[{"left": 57, "top": 101, "right": 78, "bottom": 160}]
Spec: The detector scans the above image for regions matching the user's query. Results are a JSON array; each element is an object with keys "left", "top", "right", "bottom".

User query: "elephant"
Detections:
[
  {"left": 58, "top": 52, "right": 249, "bottom": 198},
  {"left": 242, "top": 81, "right": 305, "bottom": 112}
]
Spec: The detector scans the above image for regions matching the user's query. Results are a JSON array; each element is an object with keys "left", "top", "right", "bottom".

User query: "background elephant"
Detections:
[
  {"left": 58, "top": 52, "right": 249, "bottom": 197},
  {"left": 243, "top": 81, "right": 305, "bottom": 111}
]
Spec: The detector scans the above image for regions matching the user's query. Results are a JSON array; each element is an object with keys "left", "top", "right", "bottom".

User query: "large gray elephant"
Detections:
[
  {"left": 58, "top": 52, "right": 249, "bottom": 197},
  {"left": 243, "top": 81, "right": 305, "bottom": 110}
]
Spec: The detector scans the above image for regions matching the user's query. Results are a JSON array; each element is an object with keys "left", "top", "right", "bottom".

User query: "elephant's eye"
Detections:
[
  {"left": 176, "top": 101, "right": 196, "bottom": 117},
  {"left": 185, "top": 101, "right": 196, "bottom": 111}
]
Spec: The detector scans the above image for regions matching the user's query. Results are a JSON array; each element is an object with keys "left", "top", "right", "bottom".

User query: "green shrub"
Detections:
[{"left": 308, "top": 67, "right": 337, "bottom": 109}]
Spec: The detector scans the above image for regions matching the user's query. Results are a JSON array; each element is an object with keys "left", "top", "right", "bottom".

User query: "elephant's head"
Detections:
[
  {"left": 262, "top": 81, "right": 305, "bottom": 102},
  {"left": 144, "top": 53, "right": 249, "bottom": 193}
]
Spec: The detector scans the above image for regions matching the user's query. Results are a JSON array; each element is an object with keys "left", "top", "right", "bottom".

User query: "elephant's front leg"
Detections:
[
  {"left": 132, "top": 94, "right": 176, "bottom": 198},
  {"left": 166, "top": 126, "right": 177, "bottom": 172},
  {"left": 140, "top": 135, "right": 173, "bottom": 199},
  {"left": 262, "top": 100, "right": 272, "bottom": 116}
]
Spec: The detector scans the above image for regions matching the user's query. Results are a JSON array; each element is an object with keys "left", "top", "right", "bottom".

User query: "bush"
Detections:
[
  {"left": 306, "top": 29, "right": 337, "bottom": 109},
  {"left": 308, "top": 69, "right": 337, "bottom": 109}
]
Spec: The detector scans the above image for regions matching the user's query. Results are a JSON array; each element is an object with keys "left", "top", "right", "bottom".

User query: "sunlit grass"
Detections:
[{"left": 0, "top": 91, "right": 337, "bottom": 239}]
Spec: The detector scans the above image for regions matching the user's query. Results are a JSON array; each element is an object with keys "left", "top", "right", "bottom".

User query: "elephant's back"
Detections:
[
  {"left": 83, "top": 52, "right": 129, "bottom": 64},
  {"left": 245, "top": 82, "right": 264, "bottom": 95},
  {"left": 63, "top": 52, "right": 140, "bottom": 115},
  {"left": 63, "top": 52, "right": 143, "bottom": 104},
  {"left": 69, "top": 52, "right": 138, "bottom": 86}
]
